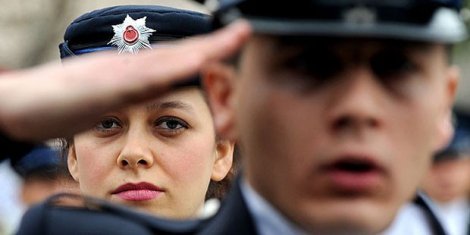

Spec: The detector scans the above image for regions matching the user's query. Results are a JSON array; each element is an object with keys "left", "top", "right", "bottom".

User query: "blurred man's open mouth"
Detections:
[{"left": 321, "top": 157, "right": 386, "bottom": 193}]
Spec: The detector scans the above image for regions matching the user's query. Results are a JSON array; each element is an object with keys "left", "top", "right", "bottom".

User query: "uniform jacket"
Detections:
[
  {"left": 199, "top": 177, "right": 448, "bottom": 235},
  {"left": 16, "top": 176, "right": 446, "bottom": 235}
]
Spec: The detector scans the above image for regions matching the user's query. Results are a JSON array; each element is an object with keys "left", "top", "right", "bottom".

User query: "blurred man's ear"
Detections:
[
  {"left": 202, "top": 62, "right": 238, "bottom": 140},
  {"left": 435, "top": 66, "right": 459, "bottom": 151},
  {"left": 436, "top": 110, "right": 455, "bottom": 151}
]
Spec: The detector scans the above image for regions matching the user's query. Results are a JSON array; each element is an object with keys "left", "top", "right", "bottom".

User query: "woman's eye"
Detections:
[
  {"left": 155, "top": 117, "right": 189, "bottom": 134},
  {"left": 95, "top": 118, "right": 121, "bottom": 132}
]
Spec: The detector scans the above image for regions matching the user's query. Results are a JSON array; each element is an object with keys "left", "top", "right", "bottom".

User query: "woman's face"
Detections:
[{"left": 68, "top": 87, "right": 233, "bottom": 219}]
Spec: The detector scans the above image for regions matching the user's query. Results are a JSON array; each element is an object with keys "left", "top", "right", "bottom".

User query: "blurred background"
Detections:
[{"left": 0, "top": 0, "right": 208, "bottom": 69}]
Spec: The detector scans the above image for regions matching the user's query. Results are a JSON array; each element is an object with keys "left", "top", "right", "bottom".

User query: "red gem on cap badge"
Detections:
[
  {"left": 124, "top": 26, "right": 139, "bottom": 44},
  {"left": 108, "top": 15, "right": 156, "bottom": 54}
]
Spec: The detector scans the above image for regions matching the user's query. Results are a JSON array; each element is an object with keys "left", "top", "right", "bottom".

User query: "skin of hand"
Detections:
[{"left": 0, "top": 21, "right": 251, "bottom": 142}]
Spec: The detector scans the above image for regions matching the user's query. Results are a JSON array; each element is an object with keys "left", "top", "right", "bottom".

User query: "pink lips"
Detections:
[
  {"left": 112, "top": 182, "right": 164, "bottom": 201},
  {"left": 321, "top": 156, "right": 386, "bottom": 193}
]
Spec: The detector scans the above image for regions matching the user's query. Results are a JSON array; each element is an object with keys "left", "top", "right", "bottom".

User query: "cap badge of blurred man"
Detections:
[
  {"left": 108, "top": 15, "right": 156, "bottom": 54},
  {"left": 343, "top": 6, "right": 376, "bottom": 25}
]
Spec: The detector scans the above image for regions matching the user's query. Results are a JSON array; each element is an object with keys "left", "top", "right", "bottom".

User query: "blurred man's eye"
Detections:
[
  {"left": 370, "top": 50, "right": 419, "bottom": 82},
  {"left": 285, "top": 48, "right": 343, "bottom": 84}
]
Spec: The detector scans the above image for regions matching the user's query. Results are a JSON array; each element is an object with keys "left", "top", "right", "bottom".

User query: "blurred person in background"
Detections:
[
  {"left": 0, "top": 145, "right": 78, "bottom": 235},
  {"left": 422, "top": 110, "right": 470, "bottom": 235},
  {"left": 11, "top": 145, "right": 79, "bottom": 208},
  {"left": 0, "top": 0, "right": 208, "bottom": 69}
]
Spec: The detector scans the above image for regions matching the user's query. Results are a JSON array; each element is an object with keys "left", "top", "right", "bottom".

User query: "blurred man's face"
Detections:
[
  {"left": 422, "top": 156, "right": 470, "bottom": 203},
  {"left": 205, "top": 35, "right": 458, "bottom": 234}
]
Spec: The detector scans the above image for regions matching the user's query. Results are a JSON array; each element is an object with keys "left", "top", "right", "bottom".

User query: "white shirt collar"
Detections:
[
  {"left": 434, "top": 198, "right": 470, "bottom": 235},
  {"left": 380, "top": 203, "right": 434, "bottom": 235},
  {"left": 240, "top": 178, "right": 441, "bottom": 235},
  {"left": 240, "top": 179, "right": 309, "bottom": 235}
]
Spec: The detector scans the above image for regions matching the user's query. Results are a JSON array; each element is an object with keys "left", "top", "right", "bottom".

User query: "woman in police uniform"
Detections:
[{"left": 58, "top": 4, "right": 234, "bottom": 220}]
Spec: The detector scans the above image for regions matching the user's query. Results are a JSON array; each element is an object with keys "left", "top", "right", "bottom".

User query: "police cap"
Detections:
[
  {"left": 214, "top": 0, "right": 467, "bottom": 43},
  {"left": 59, "top": 5, "right": 211, "bottom": 58},
  {"left": 10, "top": 145, "right": 62, "bottom": 178}
]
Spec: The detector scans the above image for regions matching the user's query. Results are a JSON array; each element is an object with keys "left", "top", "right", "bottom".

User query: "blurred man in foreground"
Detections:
[{"left": 201, "top": 0, "right": 466, "bottom": 234}]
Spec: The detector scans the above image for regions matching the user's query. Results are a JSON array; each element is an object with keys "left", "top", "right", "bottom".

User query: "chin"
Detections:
[
  {"left": 302, "top": 214, "right": 393, "bottom": 235},
  {"left": 295, "top": 199, "right": 398, "bottom": 235}
]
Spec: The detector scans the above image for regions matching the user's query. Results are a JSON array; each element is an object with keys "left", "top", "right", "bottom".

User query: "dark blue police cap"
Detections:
[
  {"left": 215, "top": 0, "right": 467, "bottom": 43},
  {"left": 11, "top": 145, "right": 62, "bottom": 177},
  {"left": 434, "top": 109, "right": 470, "bottom": 162},
  {"left": 59, "top": 5, "right": 211, "bottom": 58}
]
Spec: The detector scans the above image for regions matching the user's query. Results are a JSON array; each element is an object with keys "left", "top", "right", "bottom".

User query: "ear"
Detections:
[
  {"left": 211, "top": 140, "right": 234, "bottom": 181},
  {"left": 434, "top": 65, "right": 459, "bottom": 151},
  {"left": 202, "top": 62, "right": 238, "bottom": 140},
  {"left": 67, "top": 144, "right": 80, "bottom": 182}
]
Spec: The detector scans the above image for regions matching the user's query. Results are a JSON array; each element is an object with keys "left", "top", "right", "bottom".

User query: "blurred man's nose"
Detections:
[{"left": 326, "top": 66, "right": 385, "bottom": 135}]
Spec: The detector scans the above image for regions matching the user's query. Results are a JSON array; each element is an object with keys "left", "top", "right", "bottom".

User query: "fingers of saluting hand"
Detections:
[{"left": 141, "top": 20, "right": 252, "bottom": 83}]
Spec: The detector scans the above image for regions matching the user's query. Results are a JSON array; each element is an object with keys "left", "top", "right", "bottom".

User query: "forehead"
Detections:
[
  {"left": 117, "top": 87, "right": 209, "bottom": 114},
  {"left": 240, "top": 35, "right": 449, "bottom": 69},
  {"left": 250, "top": 35, "right": 438, "bottom": 53},
  {"left": 146, "top": 87, "right": 207, "bottom": 108}
]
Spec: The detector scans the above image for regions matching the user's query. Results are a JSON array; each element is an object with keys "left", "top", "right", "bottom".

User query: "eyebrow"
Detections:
[{"left": 146, "top": 101, "right": 195, "bottom": 114}]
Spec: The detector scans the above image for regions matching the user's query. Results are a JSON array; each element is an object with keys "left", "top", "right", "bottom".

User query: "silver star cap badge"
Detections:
[
  {"left": 108, "top": 15, "right": 156, "bottom": 54},
  {"left": 343, "top": 6, "right": 376, "bottom": 26}
]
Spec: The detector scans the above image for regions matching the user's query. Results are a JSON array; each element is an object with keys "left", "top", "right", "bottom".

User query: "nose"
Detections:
[
  {"left": 327, "top": 67, "right": 384, "bottom": 135},
  {"left": 117, "top": 134, "right": 154, "bottom": 169}
]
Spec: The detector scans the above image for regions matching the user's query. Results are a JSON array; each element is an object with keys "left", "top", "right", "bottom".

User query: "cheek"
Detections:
[
  {"left": 161, "top": 137, "right": 216, "bottom": 187},
  {"left": 237, "top": 85, "right": 321, "bottom": 190},
  {"left": 388, "top": 98, "right": 443, "bottom": 196},
  {"left": 395, "top": 111, "right": 435, "bottom": 162},
  {"left": 73, "top": 142, "right": 117, "bottom": 193}
]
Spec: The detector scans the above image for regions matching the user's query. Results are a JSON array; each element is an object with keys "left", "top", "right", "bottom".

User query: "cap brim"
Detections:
[{"left": 240, "top": 8, "right": 467, "bottom": 43}]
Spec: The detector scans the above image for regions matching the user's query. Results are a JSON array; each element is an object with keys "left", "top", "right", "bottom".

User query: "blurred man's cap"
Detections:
[
  {"left": 214, "top": 0, "right": 467, "bottom": 43},
  {"left": 59, "top": 5, "right": 211, "bottom": 58},
  {"left": 434, "top": 109, "right": 470, "bottom": 162},
  {"left": 10, "top": 146, "right": 62, "bottom": 178}
]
